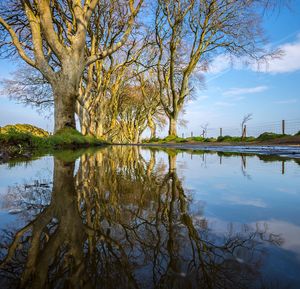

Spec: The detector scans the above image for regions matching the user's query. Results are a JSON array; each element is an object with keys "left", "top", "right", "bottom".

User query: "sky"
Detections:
[{"left": 0, "top": 3, "right": 300, "bottom": 136}]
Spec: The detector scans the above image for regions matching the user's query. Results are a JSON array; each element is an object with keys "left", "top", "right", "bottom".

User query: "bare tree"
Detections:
[
  {"left": 241, "top": 113, "right": 253, "bottom": 139},
  {"left": 0, "top": 35, "right": 164, "bottom": 142},
  {"left": 154, "top": 0, "right": 282, "bottom": 136},
  {"left": 201, "top": 122, "right": 209, "bottom": 138},
  {"left": 0, "top": 66, "right": 53, "bottom": 113},
  {"left": 0, "top": 0, "right": 143, "bottom": 132}
]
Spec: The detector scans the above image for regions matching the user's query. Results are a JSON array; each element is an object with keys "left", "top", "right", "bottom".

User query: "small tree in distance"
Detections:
[
  {"left": 201, "top": 123, "right": 209, "bottom": 138},
  {"left": 241, "top": 113, "right": 253, "bottom": 139}
]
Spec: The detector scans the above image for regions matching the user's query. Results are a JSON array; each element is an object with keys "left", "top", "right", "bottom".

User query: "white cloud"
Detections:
[
  {"left": 254, "top": 37, "right": 300, "bottom": 74},
  {"left": 225, "top": 195, "right": 267, "bottom": 208},
  {"left": 223, "top": 86, "right": 268, "bottom": 96},
  {"left": 208, "top": 54, "right": 232, "bottom": 74},
  {"left": 253, "top": 220, "right": 300, "bottom": 257},
  {"left": 208, "top": 35, "right": 300, "bottom": 75}
]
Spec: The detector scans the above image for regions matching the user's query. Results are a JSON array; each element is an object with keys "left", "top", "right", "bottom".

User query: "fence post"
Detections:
[
  {"left": 220, "top": 128, "right": 222, "bottom": 137},
  {"left": 282, "top": 160, "right": 285, "bottom": 175},
  {"left": 282, "top": 120, "right": 285, "bottom": 135}
]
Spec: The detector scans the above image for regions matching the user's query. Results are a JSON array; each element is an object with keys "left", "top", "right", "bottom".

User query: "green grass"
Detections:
[
  {"left": 256, "top": 132, "right": 286, "bottom": 141},
  {"left": 47, "top": 128, "right": 105, "bottom": 148},
  {"left": 0, "top": 127, "right": 107, "bottom": 153},
  {"left": 0, "top": 123, "right": 49, "bottom": 137},
  {"left": 186, "top": 136, "right": 205, "bottom": 142},
  {"left": 143, "top": 131, "right": 296, "bottom": 144},
  {"left": 143, "top": 135, "right": 188, "bottom": 144},
  {"left": 216, "top": 135, "right": 256, "bottom": 142},
  {"left": 203, "top": 137, "right": 217, "bottom": 142},
  {"left": 143, "top": 135, "right": 215, "bottom": 144},
  {"left": 0, "top": 129, "right": 45, "bottom": 148},
  {"left": 164, "top": 135, "right": 188, "bottom": 143}
]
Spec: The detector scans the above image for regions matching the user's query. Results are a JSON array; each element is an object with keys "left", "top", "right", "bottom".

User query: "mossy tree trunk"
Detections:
[{"left": 54, "top": 88, "right": 78, "bottom": 132}]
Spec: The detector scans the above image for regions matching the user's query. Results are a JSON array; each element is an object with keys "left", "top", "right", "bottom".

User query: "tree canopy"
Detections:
[{"left": 0, "top": 0, "right": 287, "bottom": 142}]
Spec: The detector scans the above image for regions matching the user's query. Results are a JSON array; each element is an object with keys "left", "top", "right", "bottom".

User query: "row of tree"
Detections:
[{"left": 0, "top": 0, "right": 283, "bottom": 142}]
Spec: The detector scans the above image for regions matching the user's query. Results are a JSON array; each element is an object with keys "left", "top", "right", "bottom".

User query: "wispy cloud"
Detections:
[
  {"left": 223, "top": 86, "right": 268, "bottom": 96},
  {"left": 254, "top": 35, "right": 300, "bottom": 74},
  {"left": 214, "top": 101, "right": 235, "bottom": 107},
  {"left": 274, "top": 98, "right": 298, "bottom": 104},
  {"left": 207, "top": 33, "right": 300, "bottom": 76},
  {"left": 225, "top": 195, "right": 267, "bottom": 208},
  {"left": 253, "top": 220, "right": 300, "bottom": 256},
  {"left": 208, "top": 55, "right": 232, "bottom": 74}
]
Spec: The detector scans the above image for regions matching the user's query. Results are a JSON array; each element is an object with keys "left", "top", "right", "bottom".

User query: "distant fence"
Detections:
[{"left": 178, "top": 118, "right": 300, "bottom": 138}]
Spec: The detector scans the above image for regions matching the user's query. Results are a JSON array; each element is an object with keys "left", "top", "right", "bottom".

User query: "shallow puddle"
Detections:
[{"left": 0, "top": 146, "right": 299, "bottom": 288}]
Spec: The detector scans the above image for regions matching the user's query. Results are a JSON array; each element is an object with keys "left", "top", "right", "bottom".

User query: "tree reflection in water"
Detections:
[{"left": 0, "top": 147, "right": 284, "bottom": 289}]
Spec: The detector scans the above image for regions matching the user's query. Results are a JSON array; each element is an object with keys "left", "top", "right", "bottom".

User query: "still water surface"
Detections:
[{"left": 0, "top": 146, "right": 300, "bottom": 289}]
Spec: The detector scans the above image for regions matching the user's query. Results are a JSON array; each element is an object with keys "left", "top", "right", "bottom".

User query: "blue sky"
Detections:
[
  {"left": 0, "top": 4, "right": 300, "bottom": 136},
  {"left": 179, "top": 4, "right": 300, "bottom": 137}
]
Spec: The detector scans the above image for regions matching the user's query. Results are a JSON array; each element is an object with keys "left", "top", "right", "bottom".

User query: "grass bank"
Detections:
[
  {"left": 0, "top": 125, "right": 107, "bottom": 162},
  {"left": 143, "top": 131, "right": 300, "bottom": 145}
]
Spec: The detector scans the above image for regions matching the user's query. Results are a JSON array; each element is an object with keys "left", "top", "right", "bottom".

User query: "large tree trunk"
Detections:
[
  {"left": 168, "top": 116, "right": 177, "bottom": 136},
  {"left": 134, "top": 130, "right": 140, "bottom": 144},
  {"left": 148, "top": 115, "right": 156, "bottom": 139},
  {"left": 169, "top": 154, "right": 177, "bottom": 172},
  {"left": 95, "top": 121, "right": 103, "bottom": 138},
  {"left": 87, "top": 118, "right": 103, "bottom": 139},
  {"left": 76, "top": 102, "right": 89, "bottom": 135},
  {"left": 150, "top": 125, "right": 156, "bottom": 139},
  {"left": 83, "top": 104, "right": 104, "bottom": 138},
  {"left": 54, "top": 88, "right": 76, "bottom": 133}
]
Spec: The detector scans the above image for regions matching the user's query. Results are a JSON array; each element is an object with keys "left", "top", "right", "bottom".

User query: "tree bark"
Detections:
[
  {"left": 53, "top": 88, "right": 77, "bottom": 132},
  {"left": 95, "top": 121, "right": 103, "bottom": 138},
  {"left": 168, "top": 116, "right": 177, "bottom": 136},
  {"left": 150, "top": 125, "right": 156, "bottom": 139},
  {"left": 169, "top": 154, "right": 177, "bottom": 173},
  {"left": 134, "top": 130, "right": 140, "bottom": 144},
  {"left": 87, "top": 116, "right": 103, "bottom": 138},
  {"left": 148, "top": 115, "right": 156, "bottom": 139}
]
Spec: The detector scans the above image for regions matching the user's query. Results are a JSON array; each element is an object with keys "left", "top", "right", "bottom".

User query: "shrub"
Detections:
[
  {"left": 244, "top": 136, "right": 256, "bottom": 142},
  {"left": 148, "top": 137, "right": 161, "bottom": 143},
  {"left": 0, "top": 127, "right": 106, "bottom": 151},
  {"left": 204, "top": 137, "right": 217, "bottom": 142},
  {"left": 0, "top": 124, "right": 49, "bottom": 137},
  {"left": 217, "top": 135, "right": 241, "bottom": 142},
  {"left": 165, "top": 136, "right": 188, "bottom": 143},
  {"left": 176, "top": 138, "right": 188, "bottom": 143},
  {"left": 0, "top": 129, "right": 44, "bottom": 148},
  {"left": 295, "top": 131, "right": 300, "bottom": 136},
  {"left": 257, "top": 132, "right": 285, "bottom": 141},
  {"left": 163, "top": 135, "right": 178, "bottom": 142},
  {"left": 186, "top": 136, "right": 205, "bottom": 142},
  {"left": 143, "top": 135, "right": 189, "bottom": 143}
]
